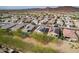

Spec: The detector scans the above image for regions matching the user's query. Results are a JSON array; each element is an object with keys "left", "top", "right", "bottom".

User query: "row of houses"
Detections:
[
  {"left": 0, "top": 23, "right": 79, "bottom": 42},
  {"left": 0, "top": 23, "right": 36, "bottom": 33},
  {"left": 35, "top": 25, "right": 79, "bottom": 42},
  {"left": 0, "top": 13, "right": 79, "bottom": 42}
]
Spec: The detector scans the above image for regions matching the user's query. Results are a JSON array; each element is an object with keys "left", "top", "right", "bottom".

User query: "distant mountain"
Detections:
[
  {"left": 28, "top": 6, "right": 79, "bottom": 12},
  {"left": 0, "top": 6, "right": 79, "bottom": 13},
  {"left": 53, "top": 6, "right": 79, "bottom": 12}
]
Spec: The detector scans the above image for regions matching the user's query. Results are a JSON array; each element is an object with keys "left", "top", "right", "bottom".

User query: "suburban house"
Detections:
[
  {"left": 22, "top": 24, "right": 35, "bottom": 32},
  {"left": 63, "top": 28, "right": 78, "bottom": 41},
  {"left": 11, "top": 23, "right": 26, "bottom": 31},
  {"left": 34, "top": 25, "right": 49, "bottom": 34},
  {"left": 1, "top": 23, "right": 16, "bottom": 29},
  {"left": 48, "top": 27, "right": 61, "bottom": 37}
]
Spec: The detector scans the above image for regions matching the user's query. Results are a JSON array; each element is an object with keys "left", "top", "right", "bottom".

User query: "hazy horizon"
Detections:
[
  {"left": 0, "top": 6, "right": 79, "bottom": 10},
  {"left": 0, "top": 6, "right": 58, "bottom": 10}
]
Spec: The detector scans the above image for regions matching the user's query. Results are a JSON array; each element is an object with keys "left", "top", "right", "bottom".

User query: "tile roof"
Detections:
[{"left": 63, "top": 29, "right": 77, "bottom": 39}]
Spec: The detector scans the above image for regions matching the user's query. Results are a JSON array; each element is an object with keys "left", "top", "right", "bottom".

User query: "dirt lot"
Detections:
[{"left": 23, "top": 37, "right": 79, "bottom": 53}]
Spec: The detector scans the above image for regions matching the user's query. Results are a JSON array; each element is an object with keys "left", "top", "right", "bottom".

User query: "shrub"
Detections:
[
  {"left": 0, "top": 35, "right": 33, "bottom": 52},
  {"left": 0, "top": 35, "right": 58, "bottom": 53},
  {"left": 31, "top": 32, "right": 58, "bottom": 43},
  {"left": 12, "top": 29, "right": 30, "bottom": 38},
  {"left": 0, "top": 29, "right": 58, "bottom": 53}
]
